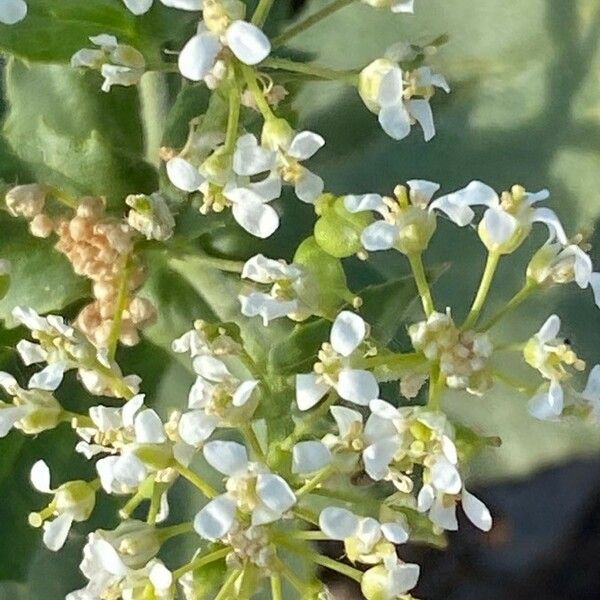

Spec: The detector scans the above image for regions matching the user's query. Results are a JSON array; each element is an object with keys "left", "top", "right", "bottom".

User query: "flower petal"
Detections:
[
  {"left": 178, "top": 410, "right": 218, "bottom": 446},
  {"left": 462, "top": 489, "right": 492, "bottom": 531},
  {"left": 287, "top": 131, "right": 325, "bottom": 160},
  {"left": 233, "top": 134, "right": 276, "bottom": 176},
  {"left": 532, "top": 207, "right": 568, "bottom": 245},
  {"left": 30, "top": 459, "right": 53, "bottom": 493},
  {"left": 429, "top": 498, "right": 458, "bottom": 530},
  {"left": 231, "top": 196, "right": 280, "bottom": 238},
  {"left": 582, "top": 364, "right": 600, "bottom": 402},
  {"left": 178, "top": 31, "right": 220, "bottom": 81},
  {"left": 363, "top": 438, "right": 399, "bottom": 480},
  {"left": 29, "top": 362, "right": 67, "bottom": 391},
  {"left": 256, "top": 473, "right": 296, "bottom": 516},
  {"left": 330, "top": 311, "right": 367, "bottom": 357},
  {"left": 381, "top": 520, "right": 409, "bottom": 544},
  {"left": 166, "top": 157, "right": 204, "bottom": 192},
  {"left": 407, "top": 99, "right": 436, "bottom": 141},
  {"left": 344, "top": 194, "right": 386, "bottom": 215},
  {"left": 203, "top": 440, "right": 248, "bottom": 476},
  {"left": 43, "top": 514, "right": 74, "bottom": 551},
  {"left": 225, "top": 21, "right": 271, "bottom": 65},
  {"left": 193, "top": 355, "right": 231, "bottom": 382},
  {"left": 480, "top": 207, "right": 518, "bottom": 246},
  {"left": 294, "top": 168, "right": 324, "bottom": 204},
  {"left": 528, "top": 380, "right": 563, "bottom": 420},
  {"left": 378, "top": 67, "right": 403, "bottom": 106},
  {"left": 361, "top": 220, "right": 398, "bottom": 251},
  {"left": 232, "top": 379, "right": 259, "bottom": 407},
  {"left": 123, "top": 0, "right": 153, "bottom": 15},
  {"left": 135, "top": 409, "right": 166, "bottom": 443},
  {"left": 407, "top": 179, "right": 440, "bottom": 206},
  {"left": 292, "top": 441, "right": 332, "bottom": 474},
  {"left": 193, "top": 494, "right": 236, "bottom": 540},
  {"left": 0, "top": 0, "right": 27, "bottom": 24},
  {"left": 378, "top": 103, "right": 411, "bottom": 140},
  {"left": 296, "top": 373, "right": 330, "bottom": 411},
  {"left": 430, "top": 456, "right": 462, "bottom": 494},
  {"left": 319, "top": 507, "right": 359, "bottom": 540},
  {"left": 330, "top": 405, "right": 363, "bottom": 439},
  {"left": 336, "top": 368, "right": 379, "bottom": 405},
  {"left": 536, "top": 314, "right": 560, "bottom": 343}
]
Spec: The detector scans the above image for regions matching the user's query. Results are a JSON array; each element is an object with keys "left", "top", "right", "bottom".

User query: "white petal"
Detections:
[
  {"left": 239, "top": 292, "right": 297, "bottom": 325},
  {"left": 582, "top": 364, "right": 600, "bottom": 402},
  {"left": 31, "top": 460, "right": 53, "bottom": 493},
  {"left": 248, "top": 174, "right": 282, "bottom": 202},
  {"left": 12, "top": 306, "right": 48, "bottom": 331},
  {"left": 430, "top": 456, "right": 462, "bottom": 494},
  {"left": 537, "top": 314, "right": 560, "bottom": 343},
  {"left": 178, "top": 31, "right": 220, "bottom": 81},
  {"left": 92, "top": 538, "right": 128, "bottom": 576},
  {"left": 178, "top": 410, "right": 218, "bottom": 446},
  {"left": 391, "top": 0, "right": 415, "bottom": 13},
  {"left": 16, "top": 340, "right": 45, "bottom": 365},
  {"left": 0, "top": 372, "right": 18, "bottom": 393},
  {"left": 294, "top": 168, "right": 324, "bottom": 204},
  {"left": 378, "top": 103, "right": 411, "bottom": 140},
  {"left": 123, "top": 0, "right": 153, "bottom": 15},
  {"left": 296, "top": 373, "right": 330, "bottom": 411},
  {"left": 441, "top": 435, "right": 458, "bottom": 465},
  {"left": 193, "top": 355, "right": 231, "bottom": 382},
  {"left": 429, "top": 195, "right": 475, "bottom": 227},
  {"left": 319, "top": 507, "right": 359, "bottom": 540},
  {"left": 361, "top": 220, "right": 398, "bottom": 251},
  {"left": 590, "top": 273, "right": 600, "bottom": 309},
  {"left": 336, "top": 369, "right": 379, "bottom": 405},
  {"left": 225, "top": 21, "right": 271, "bottom": 65},
  {"left": 193, "top": 494, "right": 236, "bottom": 540},
  {"left": 256, "top": 473, "right": 296, "bottom": 515},
  {"left": 232, "top": 379, "right": 259, "bottom": 407},
  {"left": 381, "top": 521, "right": 409, "bottom": 544},
  {"left": 528, "top": 380, "right": 563, "bottom": 420},
  {"left": 122, "top": 394, "right": 145, "bottom": 428},
  {"left": 43, "top": 514, "right": 74, "bottom": 552},
  {"left": 344, "top": 194, "right": 386, "bottom": 215},
  {"left": 292, "top": 441, "right": 332, "bottom": 474},
  {"left": 231, "top": 197, "right": 280, "bottom": 238},
  {"left": 233, "top": 134, "right": 276, "bottom": 176},
  {"left": 29, "top": 362, "right": 67, "bottom": 391},
  {"left": 417, "top": 484, "right": 435, "bottom": 512},
  {"left": 389, "top": 562, "right": 420, "bottom": 594},
  {"left": 166, "top": 157, "right": 204, "bottom": 192},
  {"left": 462, "top": 489, "right": 492, "bottom": 531},
  {"left": 148, "top": 561, "right": 173, "bottom": 591},
  {"left": 480, "top": 207, "right": 518, "bottom": 246},
  {"left": 369, "top": 399, "right": 401, "bottom": 421},
  {"left": 161, "top": 0, "right": 202, "bottom": 9},
  {"left": 113, "top": 453, "right": 147, "bottom": 487},
  {"left": 429, "top": 498, "right": 458, "bottom": 530},
  {"left": 0, "top": 406, "right": 27, "bottom": 436},
  {"left": 407, "top": 99, "right": 436, "bottom": 141},
  {"left": 378, "top": 67, "right": 403, "bottom": 106},
  {"left": 363, "top": 438, "right": 399, "bottom": 480},
  {"left": 364, "top": 415, "right": 399, "bottom": 443},
  {"left": 525, "top": 189, "right": 550, "bottom": 204},
  {"left": 330, "top": 311, "right": 367, "bottom": 357},
  {"left": 287, "top": 131, "right": 325, "bottom": 160},
  {"left": 0, "top": 0, "right": 27, "bottom": 24},
  {"left": 134, "top": 409, "right": 166, "bottom": 443},
  {"left": 89, "top": 405, "right": 122, "bottom": 432},
  {"left": 532, "top": 207, "right": 568, "bottom": 245},
  {"left": 203, "top": 440, "right": 248, "bottom": 476},
  {"left": 330, "top": 405, "right": 363, "bottom": 439},
  {"left": 156, "top": 492, "right": 170, "bottom": 524},
  {"left": 567, "top": 246, "right": 593, "bottom": 288},
  {"left": 407, "top": 180, "right": 440, "bottom": 205},
  {"left": 435, "top": 181, "right": 498, "bottom": 211}
]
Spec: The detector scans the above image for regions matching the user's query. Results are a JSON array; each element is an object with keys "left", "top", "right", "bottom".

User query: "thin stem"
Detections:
[
  {"left": 463, "top": 251, "right": 501, "bottom": 330},
  {"left": 262, "top": 57, "right": 359, "bottom": 84},
  {"left": 310, "top": 553, "right": 363, "bottom": 583},
  {"left": 293, "top": 530, "right": 330, "bottom": 541},
  {"left": 157, "top": 521, "right": 194, "bottom": 543},
  {"left": 361, "top": 351, "right": 426, "bottom": 370},
  {"left": 106, "top": 253, "right": 132, "bottom": 361},
  {"left": 240, "top": 63, "right": 275, "bottom": 121},
  {"left": 214, "top": 569, "right": 241, "bottom": 600},
  {"left": 252, "top": 0, "right": 276, "bottom": 26},
  {"left": 223, "top": 77, "right": 241, "bottom": 154},
  {"left": 408, "top": 252, "right": 434, "bottom": 317},
  {"left": 479, "top": 281, "right": 538, "bottom": 331},
  {"left": 274, "top": 558, "right": 305, "bottom": 594},
  {"left": 62, "top": 410, "right": 94, "bottom": 428},
  {"left": 272, "top": 0, "right": 357, "bottom": 48},
  {"left": 427, "top": 364, "right": 443, "bottom": 410},
  {"left": 270, "top": 573, "right": 283, "bottom": 600},
  {"left": 296, "top": 464, "right": 336, "bottom": 498},
  {"left": 139, "top": 71, "right": 170, "bottom": 166},
  {"left": 176, "top": 464, "right": 218, "bottom": 498},
  {"left": 146, "top": 483, "right": 162, "bottom": 525},
  {"left": 242, "top": 424, "right": 265, "bottom": 462},
  {"left": 293, "top": 506, "right": 320, "bottom": 526},
  {"left": 172, "top": 547, "right": 230, "bottom": 580}
]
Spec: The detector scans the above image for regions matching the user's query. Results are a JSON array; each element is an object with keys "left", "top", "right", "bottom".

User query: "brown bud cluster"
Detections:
[{"left": 52, "top": 197, "right": 156, "bottom": 348}]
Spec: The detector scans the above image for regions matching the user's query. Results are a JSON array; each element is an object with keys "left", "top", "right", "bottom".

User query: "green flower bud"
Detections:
[
  {"left": 361, "top": 564, "right": 391, "bottom": 600},
  {"left": 261, "top": 117, "right": 294, "bottom": 151},
  {"left": 55, "top": 480, "right": 96, "bottom": 521},
  {"left": 201, "top": 148, "right": 233, "bottom": 187},
  {"left": 314, "top": 196, "right": 372, "bottom": 258},
  {"left": 359, "top": 58, "right": 397, "bottom": 113},
  {"left": 135, "top": 443, "right": 174, "bottom": 471},
  {"left": 101, "top": 520, "right": 161, "bottom": 570}
]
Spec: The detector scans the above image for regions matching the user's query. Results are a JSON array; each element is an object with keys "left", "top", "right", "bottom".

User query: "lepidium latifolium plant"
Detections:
[{"left": 0, "top": 0, "right": 598, "bottom": 599}]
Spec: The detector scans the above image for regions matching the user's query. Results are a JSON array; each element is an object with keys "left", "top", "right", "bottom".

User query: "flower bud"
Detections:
[
  {"left": 126, "top": 193, "right": 175, "bottom": 241},
  {"left": 99, "top": 520, "right": 161, "bottom": 570},
  {"left": 5, "top": 184, "right": 46, "bottom": 218},
  {"left": 54, "top": 480, "right": 96, "bottom": 521},
  {"left": 314, "top": 195, "right": 373, "bottom": 258},
  {"left": 201, "top": 149, "right": 233, "bottom": 187},
  {"left": 358, "top": 58, "right": 397, "bottom": 113},
  {"left": 261, "top": 118, "right": 294, "bottom": 151}
]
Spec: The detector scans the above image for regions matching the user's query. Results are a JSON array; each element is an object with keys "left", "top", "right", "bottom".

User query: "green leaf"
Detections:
[
  {"left": 0, "top": 213, "right": 88, "bottom": 328},
  {"left": 3, "top": 59, "right": 157, "bottom": 207}
]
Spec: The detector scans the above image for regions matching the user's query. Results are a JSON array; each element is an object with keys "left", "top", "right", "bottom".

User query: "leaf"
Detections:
[
  {"left": 0, "top": 213, "right": 88, "bottom": 328},
  {"left": 3, "top": 59, "right": 157, "bottom": 208}
]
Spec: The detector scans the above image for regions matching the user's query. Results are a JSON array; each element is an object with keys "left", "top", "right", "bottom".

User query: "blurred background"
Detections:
[{"left": 1, "top": 0, "right": 600, "bottom": 598}]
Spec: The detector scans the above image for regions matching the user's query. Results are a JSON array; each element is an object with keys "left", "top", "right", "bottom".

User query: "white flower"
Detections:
[
  {"left": 319, "top": 507, "right": 409, "bottom": 564},
  {"left": 361, "top": 0, "right": 415, "bottom": 12},
  {"left": 194, "top": 441, "right": 296, "bottom": 540},
  {"left": 171, "top": 321, "right": 241, "bottom": 358},
  {"left": 292, "top": 440, "right": 333, "bottom": 475},
  {"left": 523, "top": 315, "right": 585, "bottom": 420},
  {"left": 359, "top": 59, "right": 449, "bottom": 141},
  {"left": 580, "top": 365, "right": 600, "bottom": 421},
  {"left": 71, "top": 35, "right": 145, "bottom": 92},
  {"left": 122, "top": 0, "right": 202, "bottom": 15},
  {"left": 435, "top": 181, "right": 567, "bottom": 254},
  {"left": 0, "top": 372, "right": 62, "bottom": 436},
  {"left": 239, "top": 254, "right": 308, "bottom": 325},
  {"left": 28, "top": 460, "right": 96, "bottom": 551},
  {"left": 296, "top": 311, "right": 379, "bottom": 410},
  {"left": 527, "top": 241, "right": 600, "bottom": 308},
  {"left": 178, "top": 355, "right": 259, "bottom": 446},
  {"left": 345, "top": 180, "right": 480, "bottom": 255},
  {"left": 178, "top": 3, "right": 271, "bottom": 82},
  {"left": 417, "top": 483, "right": 492, "bottom": 532},
  {"left": 126, "top": 193, "right": 175, "bottom": 241},
  {"left": 0, "top": 0, "right": 27, "bottom": 24},
  {"left": 361, "top": 554, "right": 420, "bottom": 600}
]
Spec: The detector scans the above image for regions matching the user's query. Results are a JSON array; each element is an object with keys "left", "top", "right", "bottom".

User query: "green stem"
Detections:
[
  {"left": 223, "top": 77, "right": 241, "bottom": 154},
  {"left": 242, "top": 424, "right": 265, "bottom": 462},
  {"left": 157, "top": 521, "right": 194, "bottom": 543},
  {"left": 479, "top": 281, "right": 538, "bottom": 331},
  {"left": 214, "top": 569, "right": 241, "bottom": 600},
  {"left": 293, "top": 530, "right": 330, "bottom": 541},
  {"left": 275, "top": 558, "right": 305, "bottom": 594},
  {"left": 408, "top": 252, "right": 434, "bottom": 317},
  {"left": 427, "top": 363, "right": 443, "bottom": 410},
  {"left": 146, "top": 482, "right": 162, "bottom": 525},
  {"left": 293, "top": 506, "right": 319, "bottom": 526},
  {"left": 106, "top": 253, "right": 132, "bottom": 361},
  {"left": 463, "top": 251, "right": 501, "bottom": 330},
  {"left": 252, "top": 0, "right": 276, "bottom": 26},
  {"left": 296, "top": 465, "right": 336, "bottom": 498},
  {"left": 309, "top": 553, "right": 363, "bottom": 583},
  {"left": 262, "top": 57, "right": 359, "bottom": 84},
  {"left": 176, "top": 464, "right": 218, "bottom": 498},
  {"left": 270, "top": 573, "right": 283, "bottom": 600},
  {"left": 361, "top": 351, "right": 425, "bottom": 370},
  {"left": 272, "top": 0, "right": 357, "bottom": 48},
  {"left": 139, "top": 71, "right": 170, "bottom": 166},
  {"left": 240, "top": 63, "right": 275, "bottom": 121},
  {"left": 62, "top": 411, "right": 94, "bottom": 428},
  {"left": 172, "top": 546, "right": 230, "bottom": 580}
]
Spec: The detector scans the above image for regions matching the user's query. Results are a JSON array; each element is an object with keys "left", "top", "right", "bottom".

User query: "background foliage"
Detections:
[{"left": 0, "top": 0, "right": 599, "bottom": 597}]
